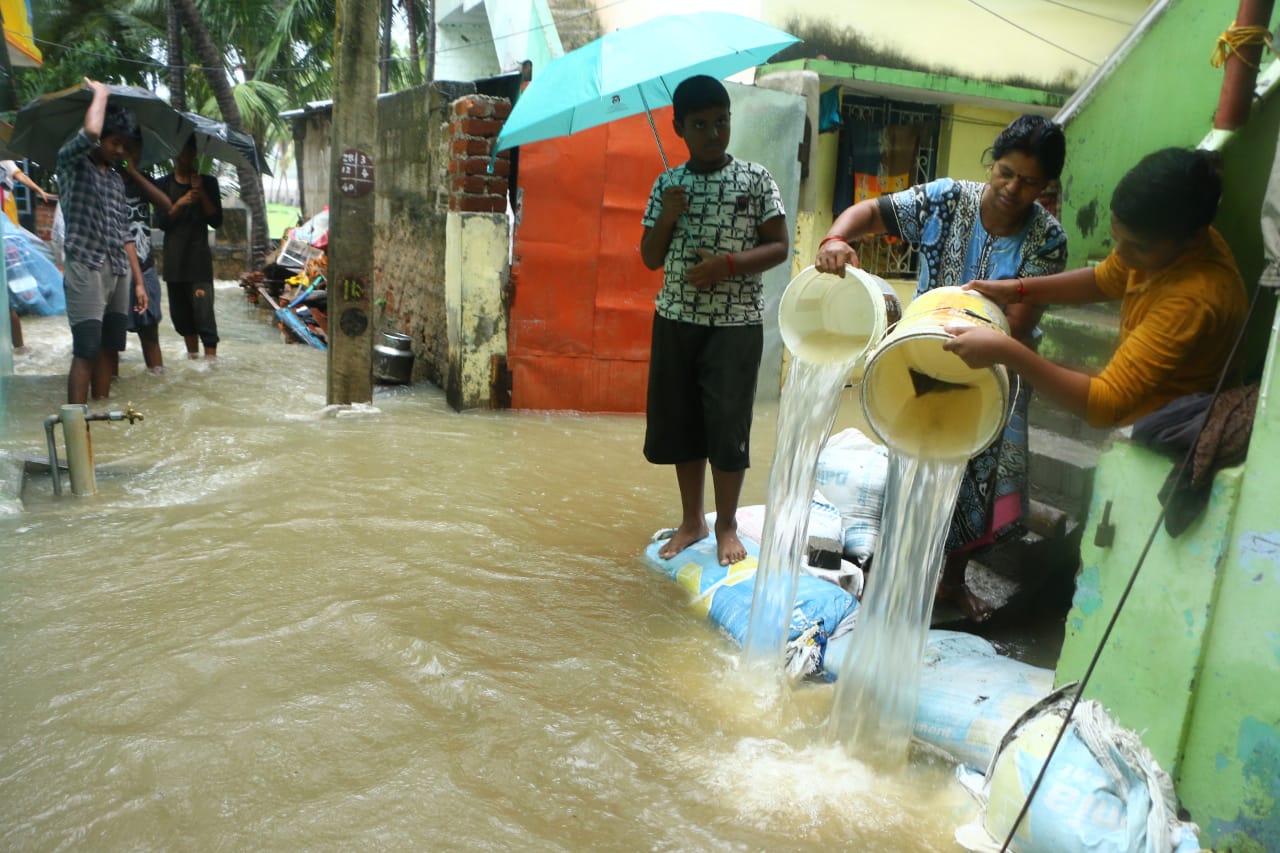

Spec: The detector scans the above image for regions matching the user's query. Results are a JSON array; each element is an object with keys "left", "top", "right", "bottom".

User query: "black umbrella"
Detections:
[
  {"left": 174, "top": 111, "right": 273, "bottom": 176},
  {"left": 9, "top": 82, "right": 192, "bottom": 168}
]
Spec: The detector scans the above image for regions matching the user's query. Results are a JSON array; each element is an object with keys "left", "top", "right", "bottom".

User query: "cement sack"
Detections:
[
  {"left": 955, "top": 692, "right": 1204, "bottom": 853},
  {"left": 815, "top": 427, "right": 888, "bottom": 566},
  {"left": 643, "top": 530, "right": 857, "bottom": 652},
  {"left": 822, "top": 630, "right": 1053, "bottom": 764}
]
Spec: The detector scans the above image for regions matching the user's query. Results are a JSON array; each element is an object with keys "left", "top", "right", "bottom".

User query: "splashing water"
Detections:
[{"left": 828, "top": 452, "right": 966, "bottom": 768}]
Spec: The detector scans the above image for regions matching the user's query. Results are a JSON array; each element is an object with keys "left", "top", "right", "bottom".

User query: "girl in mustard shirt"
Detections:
[{"left": 944, "top": 147, "right": 1247, "bottom": 429}]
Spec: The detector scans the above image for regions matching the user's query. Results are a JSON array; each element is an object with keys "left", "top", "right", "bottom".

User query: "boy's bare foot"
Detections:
[
  {"left": 714, "top": 520, "right": 747, "bottom": 566},
  {"left": 657, "top": 521, "right": 709, "bottom": 560}
]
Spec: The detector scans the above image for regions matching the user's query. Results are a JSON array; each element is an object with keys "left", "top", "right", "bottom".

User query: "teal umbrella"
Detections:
[{"left": 493, "top": 11, "right": 799, "bottom": 168}]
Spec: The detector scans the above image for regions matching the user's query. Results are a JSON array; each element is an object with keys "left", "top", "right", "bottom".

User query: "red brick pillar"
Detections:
[
  {"left": 31, "top": 197, "right": 56, "bottom": 243},
  {"left": 447, "top": 96, "right": 512, "bottom": 214}
]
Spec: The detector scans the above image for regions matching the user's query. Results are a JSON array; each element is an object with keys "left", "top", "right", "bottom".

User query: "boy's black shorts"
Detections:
[{"left": 644, "top": 313, "right": 762, "bottom": 472}]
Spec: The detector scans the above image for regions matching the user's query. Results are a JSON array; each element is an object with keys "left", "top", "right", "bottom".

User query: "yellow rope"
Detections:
[{"left": 1210, "top": 22, "right": 1274, "bottom": 70}]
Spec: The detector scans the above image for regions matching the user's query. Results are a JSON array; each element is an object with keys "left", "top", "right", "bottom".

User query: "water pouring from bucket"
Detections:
[
  {"left": 741, "top": 266, "right": 900, "bottom": 670},
  {"left": 829, "top": 285, "right": 1015, "bottom": 767}
]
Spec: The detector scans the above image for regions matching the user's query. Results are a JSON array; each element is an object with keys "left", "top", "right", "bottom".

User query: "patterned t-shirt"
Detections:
[
  {"left": 124, "top": 179, "right": 154, "bottom": 272},
  {"left": 642, "top": 157, "right": 785, "bottom": 326},
  {"left": 877, "top": 178, "right": 1067, "bottom": 297}
]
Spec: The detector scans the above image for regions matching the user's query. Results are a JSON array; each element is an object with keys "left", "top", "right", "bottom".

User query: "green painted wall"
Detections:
[
  {"left": 1058, "top": 0, "right": 1280, "bottom": 263},
  {"left": 1214, "top": 94, "right": 1280, "bottom": 375},
  {"left": 1176, "top": 299, "right": 1280, "bottom": 851},
  {"left": 1056, "top": 444, "right": 1244, "bottom": 775}
]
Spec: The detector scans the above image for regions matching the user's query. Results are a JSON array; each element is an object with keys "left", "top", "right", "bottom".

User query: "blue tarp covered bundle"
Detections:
[{"left": 5, "top": 217, "right": 64, "bottom": 316}]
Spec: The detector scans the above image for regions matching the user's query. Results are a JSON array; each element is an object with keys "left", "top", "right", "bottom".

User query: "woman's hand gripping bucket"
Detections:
[
  {"left": 860, "top": 286, "right": 1012, "bottom": 461},
  {"left": 778, "top": 265, "right": 902, "bottom": 368}
]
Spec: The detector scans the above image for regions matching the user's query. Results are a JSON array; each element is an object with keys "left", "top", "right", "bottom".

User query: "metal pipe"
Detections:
[
  {"left": 1214, "top": 0, "right": 1275, "bottom": 130},
  {"left": 59, "top": 403, "right": 95, "bottom": 497},
  {"left": 43, "top": 413, "right": 62, "bottom": 496}
]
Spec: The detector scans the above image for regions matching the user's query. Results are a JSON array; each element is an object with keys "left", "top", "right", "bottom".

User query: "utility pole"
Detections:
[{"left": 327, "top": 0, "right": 379, "bottom": 404}]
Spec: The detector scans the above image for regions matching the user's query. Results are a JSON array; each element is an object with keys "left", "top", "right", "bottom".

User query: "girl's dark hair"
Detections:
[
  {"left": 1111, "top": 147, "right": 1221, "bottom": 241},
  {"left": 989, "top": 114, "right": 1066, "bottom": 180},
  {"left": 101, "top": 104, "right": 142, "bottom": 145},
  {"left": 672, "top": 75, "right": 730, "bottom": 124}
]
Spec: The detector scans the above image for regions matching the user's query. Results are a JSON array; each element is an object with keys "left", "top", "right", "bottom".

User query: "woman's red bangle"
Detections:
[
  {"left": 1015, "top": 278, "right": 1027, "bottom": 302},
  {"left": 819, "top": 235, "right": 847, "bottom": 249},
  {"left": 725, "top": 253, "right": 736, "bottom": 275}
]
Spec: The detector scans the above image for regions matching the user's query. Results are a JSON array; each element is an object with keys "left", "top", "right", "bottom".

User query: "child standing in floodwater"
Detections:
[
  {"left": 639, "top": 75, "right": 789, "bottom": 567},
  {"left": 155, "top": 137, "right": 223, "bottom": 360},
  {"left": 55, "top": 78, "right": 147, "bottom": 403}
]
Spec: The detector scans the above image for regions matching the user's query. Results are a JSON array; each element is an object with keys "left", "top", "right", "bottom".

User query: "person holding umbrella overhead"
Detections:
[
  {"left": 155, "top": 135, "right": 223, "bottom": 360},
  {"left": 55, "top": 78, "right": 148, "bottom": 404},
  {"left": 641, "top": 75, "right": 789, "bottom": 567}
]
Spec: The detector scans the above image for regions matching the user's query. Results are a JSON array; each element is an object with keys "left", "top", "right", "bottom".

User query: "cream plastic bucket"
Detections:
[
  {"left": 860, "top": 286, "right": 1011, "bottom": 460},
  {"left": 778, "top": 265, "right": 902, "bottom": 366}
]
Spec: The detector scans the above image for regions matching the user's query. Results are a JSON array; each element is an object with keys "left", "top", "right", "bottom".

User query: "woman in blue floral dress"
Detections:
[{"left": 815, "top": 114, "right": 1068, "bottom": 621}]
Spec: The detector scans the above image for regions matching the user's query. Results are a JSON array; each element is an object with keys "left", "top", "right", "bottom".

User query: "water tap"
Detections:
[{"left": 84, "top": 402, "right": 144, "bottom": 424}]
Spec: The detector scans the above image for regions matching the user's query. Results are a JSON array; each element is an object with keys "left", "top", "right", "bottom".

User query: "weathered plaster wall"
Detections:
[
  {"left": 297, "top": 112, "right": 333, "bottom": 221},
  {"left": 445, "top": 212, "right": 509, "bottom": 410},
  {"left": 372, "top": 85, "right": 455, "bottom": 389},
  {"left": 938, "top": 105, "right": 1019, "bottom": 182}
]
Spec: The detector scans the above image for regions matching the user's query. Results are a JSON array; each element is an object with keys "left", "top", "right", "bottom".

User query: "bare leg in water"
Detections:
[
  {"left": 658, "top": 460, "right": 709, "bottom": 560},
  {"left": 658, "top": 462, "right": 750, "bottom": 566},
  {"left": 938, "top": 552, "right": 993, "bottom": 622},
  {"left": 710, "top": 465, "right": 747, "bottom": 566}
]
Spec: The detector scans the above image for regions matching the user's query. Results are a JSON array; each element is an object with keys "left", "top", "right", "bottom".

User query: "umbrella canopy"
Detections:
[
  {"left": 493, "top": 12, "right": 799, "bottom": 160},
  {"left": 9, "top": 82, "right": 192, "bottom": 169},
  {"left": 173, "top": 111, "right": 273, "bottom": 176}
]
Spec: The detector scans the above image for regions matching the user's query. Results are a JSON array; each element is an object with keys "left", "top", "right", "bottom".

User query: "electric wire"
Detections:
[
  {"left": 997, "top": 280, "right": 1270, "bottom": 852},
  {"left": 1032, "top": 0, "right": 1139, "bottom": 26},
  {"left": 958, "top": 0, "right": 1102, "bottom": 66}
]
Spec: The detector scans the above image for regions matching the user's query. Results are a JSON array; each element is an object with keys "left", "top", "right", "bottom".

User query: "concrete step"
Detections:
[
  {"left": 1028, "top": 425, "right": 1103, "bottom": 522},
  {"left": 1038, "top": 304, "right": 1120, "bottom": 374},
  {"left": 1028, "top": 396, "right": 1115, "bottom": 445}
]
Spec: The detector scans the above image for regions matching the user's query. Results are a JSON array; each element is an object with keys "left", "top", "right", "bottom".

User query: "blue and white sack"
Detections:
[
  {"left": 955, "top": 692, "right": 1203, "bottom": 853},
  {"left": 815, "top": 427, "right": 888, "bottom": 566}
]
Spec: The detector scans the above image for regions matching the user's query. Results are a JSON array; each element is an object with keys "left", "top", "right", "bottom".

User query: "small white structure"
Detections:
[{"left": 434, "top": 0, "right": 564, "bottom": 81}]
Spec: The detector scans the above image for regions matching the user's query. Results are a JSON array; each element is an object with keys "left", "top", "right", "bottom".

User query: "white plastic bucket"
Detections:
[
  {"left": 860, "top": 286, "right": 1011, "bottom": 460},
  {"left": 778, "top": 265, "right": 902, "bottom": 366}
]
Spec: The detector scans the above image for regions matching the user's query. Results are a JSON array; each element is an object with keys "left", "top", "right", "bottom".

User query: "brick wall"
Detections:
[
  {"left": 31, "top": 197, "right": 56, "bottom": 243},
  {"left": 446, "top": 96, "right": 511, "bottom": 214}
]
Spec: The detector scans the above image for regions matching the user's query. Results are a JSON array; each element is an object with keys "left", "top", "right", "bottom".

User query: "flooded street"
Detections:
[{"left": 2, "top": 284, "right": 972, "bottom": 851}]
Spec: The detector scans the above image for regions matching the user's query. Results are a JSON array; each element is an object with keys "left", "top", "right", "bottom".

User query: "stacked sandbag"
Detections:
[{"left": 815, "top": 427, "right": 889, "bottom": 567}]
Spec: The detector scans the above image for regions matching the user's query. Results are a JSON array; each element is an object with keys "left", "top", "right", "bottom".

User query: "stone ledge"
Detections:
[{"left": 1029, "top": 425, "right": 1104, "bottom": 521}]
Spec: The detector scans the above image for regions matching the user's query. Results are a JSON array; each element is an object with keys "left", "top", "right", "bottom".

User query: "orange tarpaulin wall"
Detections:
[{"left": 509, "top": 108, "right": 683, "bottom": 413}]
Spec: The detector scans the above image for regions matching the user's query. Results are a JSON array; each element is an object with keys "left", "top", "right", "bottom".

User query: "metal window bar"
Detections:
[{"left": 839, "top": 94, "right": 941, "bottom": 279}]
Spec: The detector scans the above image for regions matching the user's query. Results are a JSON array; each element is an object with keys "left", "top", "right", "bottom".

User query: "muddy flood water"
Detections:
[{"left": 2, "top": 284, "right": 978, "bottom": 851}]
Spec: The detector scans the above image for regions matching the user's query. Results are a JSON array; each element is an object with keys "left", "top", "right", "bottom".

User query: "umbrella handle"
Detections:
[{"left": 639, "top": 87, "right": 698, "bottom": 246}]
